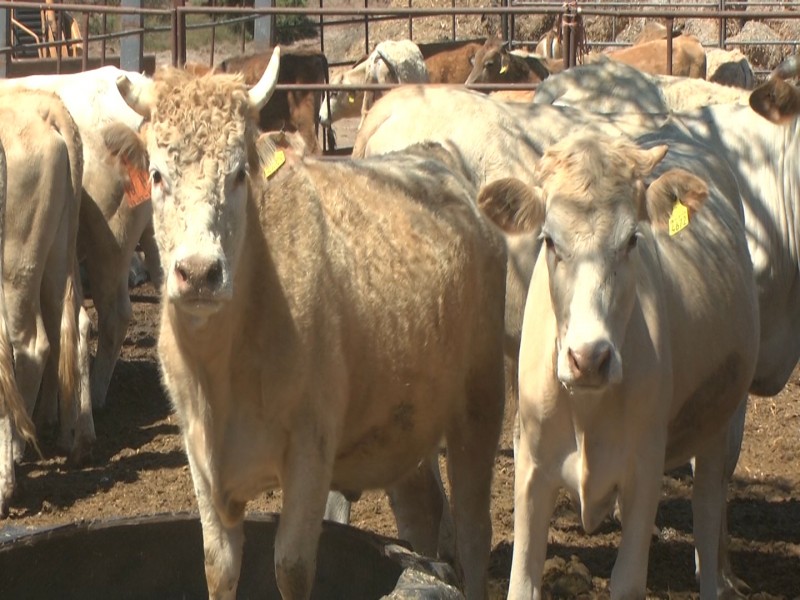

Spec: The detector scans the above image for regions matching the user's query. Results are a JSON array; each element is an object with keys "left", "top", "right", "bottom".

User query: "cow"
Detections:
[
  {"left": 0, "top": 140, "right": 40, "bottom": 518},
  {"left": 465, "top": 33, "right": 556, "bottom": 88},
  {"left": 111, "top": 48, "right": 507, "bottom": 600},
  {"left": 319, "top": 39, "right": 483, "bottom": 127},
  {"left": 0, "top": 67, "right": 154, "bottom": 434},
  {"left": 477, "top": 129, "right": 758, "bottom": 599},
  {"left": 593, "top": 34, "right": 707, "bottom": 79},
  {"left": 706, "top": 47, "right": 756, "bottom": 89},
  {"left": 535, "top": 28, "right": 562, "bottom": 60},
  {"left": 0, "top": 89, "right": 83, "bottom": 469},
  {"left": 218, "top": 42, "right": 329, "bottom": 154},
  {"left": 533, "top": 58, "right": 749, "bottom": 114},
  {"left": 420, "top": 39, "right": 485, "bottom": 84},
  {"left": 318, "top": 39, "right": 428, "bottom": 129}
]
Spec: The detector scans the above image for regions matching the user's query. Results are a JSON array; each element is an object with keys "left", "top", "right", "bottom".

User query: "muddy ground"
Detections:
[{"left": 1, "top": 280, "right": 799, "bottom": 599}]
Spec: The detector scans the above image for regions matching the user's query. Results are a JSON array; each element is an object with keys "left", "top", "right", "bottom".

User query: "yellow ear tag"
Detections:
[
  {"left": 668, "top": 201, "right": 690, "bottom": 236},
  {"left": 499, "top": 63, "right": 509, "bottom": 74},
  {"left": 263, "top": 150, "right": 286, "bottom": 179},
  {"left": 347, "top": 95, "right": 355, "bottom": 104}
]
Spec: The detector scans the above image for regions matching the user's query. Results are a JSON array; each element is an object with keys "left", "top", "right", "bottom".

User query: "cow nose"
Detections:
[
  {"left": 173, "top": 255, "right": 224, "bottom": 295},
  {"left": 567, "top": 342, "right": 613, "bottom": 381}
]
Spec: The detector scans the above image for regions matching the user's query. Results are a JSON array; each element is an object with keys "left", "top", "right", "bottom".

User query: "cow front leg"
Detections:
[
  {"left": 0, "top": 414, "right": 15, "bottom": 517},
  {"left": 275, "top": 431, "right": 335, "bottom": 600},
  {"left": 611, "top": 449, "right": 664, "bottom": 599},
  {"left": 507, "top": 429, "right": 559, "bottom": 600},
  {"left": 188, "top": 452, "right": 245, "bottom": 600}
]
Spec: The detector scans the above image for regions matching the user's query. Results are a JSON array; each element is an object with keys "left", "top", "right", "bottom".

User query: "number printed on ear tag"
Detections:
[{"left": 669, "top": 201, "right": 690, "bottom": 236}]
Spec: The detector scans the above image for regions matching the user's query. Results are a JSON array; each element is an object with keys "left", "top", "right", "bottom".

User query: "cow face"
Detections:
[
  {"left": 115, "top": 48, "right": 280, "bottom": 320},
  {"left": 319, "top": 68, "right": 364, "bottom": 126},
  {"left": 465, "top": 35, "right": 508, "bottom": 85},
  {"left": 479, "top": 134, "right": 709, "bottom": 391}
]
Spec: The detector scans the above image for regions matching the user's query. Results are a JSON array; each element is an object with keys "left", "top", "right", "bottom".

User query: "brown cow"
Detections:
[
  {"left": 466, "top": 33, "right": 556, "bottom": 87},
  {"left": 419, "top": 39, "right": 485, "bottom": 84},
  {"left": 112, "top": 48, "right": 506, "bottom": 600},
  {"left": 218, "top": 41, "right": 329, "bottom": 154}
]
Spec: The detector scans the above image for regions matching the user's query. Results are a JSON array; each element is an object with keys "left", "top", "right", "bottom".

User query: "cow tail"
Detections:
[{"left": 49, "top": 101, "right": 83, "bottom": 437}]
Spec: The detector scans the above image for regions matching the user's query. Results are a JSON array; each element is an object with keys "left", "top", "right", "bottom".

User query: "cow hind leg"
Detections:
[
  {"left": 88, "top": 276, "right": 132, "bottom": 409},
  {"left": 445, "top": 371, "right": 505, "bottom": 600},
  {"left": 386, "top": 451, "right": 453, "bottom": 562}
]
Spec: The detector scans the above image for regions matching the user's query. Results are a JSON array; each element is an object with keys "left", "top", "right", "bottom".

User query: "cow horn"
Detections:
[
  {"left": 116, "top": 74, "right": 154, "bottom": 119},
  {"left": 248, "top": 46, "right": 281, "bottom": 111},
  {"left": 772, "top": 55, "right": 800, "bottom": 80}
]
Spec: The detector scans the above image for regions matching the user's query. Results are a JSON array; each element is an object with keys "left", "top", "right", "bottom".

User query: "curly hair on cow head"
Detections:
[{"left": 146, "top": 67, "right": 261, "bottom": 173}]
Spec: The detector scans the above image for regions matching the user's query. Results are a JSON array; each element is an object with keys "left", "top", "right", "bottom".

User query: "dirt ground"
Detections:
[{"left": 0, "top": 280, "right": 798, "bottom": 599}]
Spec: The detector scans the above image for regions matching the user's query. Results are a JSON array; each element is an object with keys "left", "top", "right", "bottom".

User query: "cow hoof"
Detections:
[{"left": 67, "top": 439, "right": 94, "bottom": 468}]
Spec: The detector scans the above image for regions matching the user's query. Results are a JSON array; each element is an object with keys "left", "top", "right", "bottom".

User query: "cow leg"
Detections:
[
  {"left": 139, "top": 221, "right": 163, "bottom": 287},
  {"left": 275, "top": 429, "right": 334, "bottom": 600},
  {"left": 70, "top": 305, "right": 96, "bottom": 466},
  {"left": 386, "top": 451, "right": 450, "bottom": 560},
  {"left": 446, "top": 373, "right": 504, "bottom": 600},
  {"left": 507, "top": 426, "right": 559, "bottom": 600},
  {"left": 323, "top": 491, "right": 351, "bottom": 524},
  {"left": 611, "top": 454, "right": 663, "bottom": 598},
  {"left": 692, "top": 419, "right": 735, "bottom": 600},
  {"left": 0, "top": 414, "right": 14, "bottom": 517},
  {"left": 87, "top": 274, "right": 132, "bottom": 410},
  {"left": 694, "top": 396, "right": 749, "bottom": 599},
  {"left": 188, "top": 451, "right": 245, "bottom": 600},
  {"left": 6, "top": 296, "right": 49, "bottom": 460}
]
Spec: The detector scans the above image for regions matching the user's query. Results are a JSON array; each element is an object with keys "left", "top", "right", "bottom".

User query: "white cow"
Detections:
[
  {"left": 478, "top": 129, "right": 758, "bottom": 600},
  {"left": 0, "top": 140, "right": 40, "bottom": 517},
  {"left": 0, "top": 89, "right": 83, "bottom": 469},
  {"left": 0, "top": 67, "right": 157, "bottom": 427},
  {"left": 111, "top": 49, "right": 506, "bottom": 600},
  {"left": 318, "top": 39, "right": 428, "bottom": 129}
]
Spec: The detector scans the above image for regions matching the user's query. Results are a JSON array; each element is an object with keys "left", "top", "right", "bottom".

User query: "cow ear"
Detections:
[
  {"left": 477, "top": 178, "right": 545, "bottom": 234},
  {"left": 632, "top": 144, "right": 668, "bottom": 179},
  {"left": 644, "top": 168, "right": 708, "bottom": 234},
  {"left": 749, "top": 77, "right": 800, "bottom": 124}
]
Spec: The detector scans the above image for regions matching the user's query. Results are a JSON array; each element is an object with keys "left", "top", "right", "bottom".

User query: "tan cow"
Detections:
[
  {"left": 0, "top": 140, "right": 40, "bottom": 517},
  {"left": 111, "top": 49, "right": 506, "bottom": 600},
  {"left": 594, "top": 34, "right": 707, "bottom": 79},
  {"left": 0, "top": 89, "right": 83, "bottom": 467},
  {"left": 318, "top": 39, "right": 429, "bottom": 129},
  {"left": 0, "top": 67, "right": 155, "bottom": 428},
  {"left": 479, "top": 130, "right": 758, "bottom": 598}
]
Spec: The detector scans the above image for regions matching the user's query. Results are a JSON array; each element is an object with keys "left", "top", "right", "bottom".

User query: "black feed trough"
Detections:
[{"left": 0, "top": 512, "right": 462, "bottom": 599}]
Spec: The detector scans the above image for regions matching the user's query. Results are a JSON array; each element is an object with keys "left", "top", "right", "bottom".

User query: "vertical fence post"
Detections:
[
  {"left": 0, "top": 5, "right": 7, "bottom": 78},
  {"left": 121, "top": 0, "right": 144, "bottom": 73},
  {"left": 666, "top": 16, "right": 673, "bottom": 75},
  {"left": 719, "top": 0, "right": 726, "bottom": 49},
  {"left": 501, "top": 0, "right": 509, "bottom": 41},
  {"left": 254, "top": 0, "right": 274, "bottom": 48}
]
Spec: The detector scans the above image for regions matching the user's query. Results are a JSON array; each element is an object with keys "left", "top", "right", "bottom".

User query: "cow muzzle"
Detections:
[
  {"left": 557, "top": 339, "right": 622, "bottom": 390},
  {"left": 168, "top": 249, "right": 231, "bottom": 314}
]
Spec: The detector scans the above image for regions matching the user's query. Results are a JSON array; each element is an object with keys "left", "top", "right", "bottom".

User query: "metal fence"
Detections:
[{"left": 3, "top": 0, "right": 800, "bottom": 78}]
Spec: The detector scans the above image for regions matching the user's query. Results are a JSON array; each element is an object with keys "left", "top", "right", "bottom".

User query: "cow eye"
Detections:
[
  {"left": 151, "top": 170, "right": 162, "bottom": 186},
  {"left": 627, "top": 232, "right": 639, "bottom": 251},
  {"left": 235, "top": 168, "right": 247, "bottom": 186}
]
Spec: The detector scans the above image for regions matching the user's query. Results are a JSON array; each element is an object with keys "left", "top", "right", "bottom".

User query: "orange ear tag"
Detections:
[{"left": 123, "top": 159, "right": 151, "bottom": 207}]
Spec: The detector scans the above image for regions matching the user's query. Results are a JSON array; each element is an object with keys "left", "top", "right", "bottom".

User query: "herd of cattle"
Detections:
[{"left": 0, "top": 18, "right": 799, "bottom": 600}]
